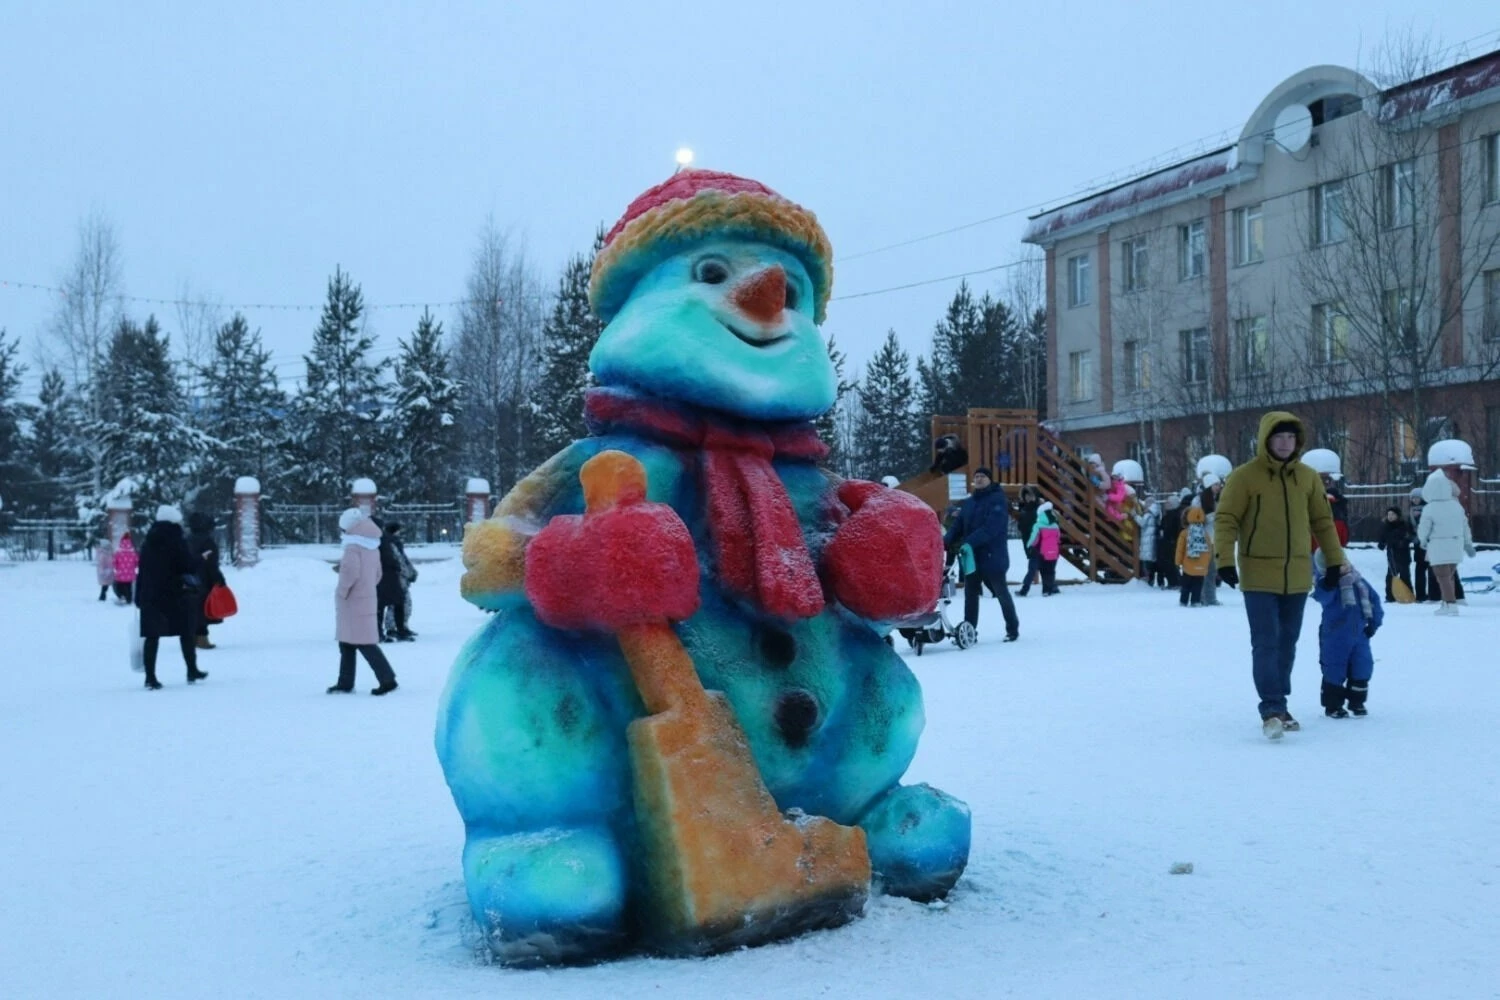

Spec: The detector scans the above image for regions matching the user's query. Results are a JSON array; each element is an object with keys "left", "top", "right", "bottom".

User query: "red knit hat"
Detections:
[{"left": 589, "top": 169, "right": 834, "bottom": 325}]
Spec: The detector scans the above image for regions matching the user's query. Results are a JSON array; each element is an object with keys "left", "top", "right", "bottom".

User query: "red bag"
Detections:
[{"left": 204, "top": 584, "right": 238, "bottom": 620}]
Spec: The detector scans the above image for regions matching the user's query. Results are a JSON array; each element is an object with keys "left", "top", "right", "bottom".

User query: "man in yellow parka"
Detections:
[{"left": 1213, "top": 412, "right": 1347, "bottom": 740}]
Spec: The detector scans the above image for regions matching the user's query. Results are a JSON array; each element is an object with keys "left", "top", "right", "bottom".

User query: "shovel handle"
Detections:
[{"left": 579, "top": 451, "right": 707, "bottom": 715}]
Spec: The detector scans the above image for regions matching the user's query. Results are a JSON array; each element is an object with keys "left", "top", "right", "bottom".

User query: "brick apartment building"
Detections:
[{"left": 1022, "top": 52, "right": 1500, "bottom": 492}]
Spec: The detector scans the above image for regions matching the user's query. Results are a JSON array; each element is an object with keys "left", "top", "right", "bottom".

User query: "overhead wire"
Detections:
[{"left": 8, "top": 31, "right": 1500, "bottom": 396}]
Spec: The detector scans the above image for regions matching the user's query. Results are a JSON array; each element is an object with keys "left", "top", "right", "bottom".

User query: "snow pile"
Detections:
[{"left": 1, "top": 545, "right": 1496, "bottom": 995}]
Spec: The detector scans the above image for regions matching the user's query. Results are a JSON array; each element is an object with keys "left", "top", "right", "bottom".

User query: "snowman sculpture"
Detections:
[{"left": 437, "top": 170, "right": 971, "bottom": 965}]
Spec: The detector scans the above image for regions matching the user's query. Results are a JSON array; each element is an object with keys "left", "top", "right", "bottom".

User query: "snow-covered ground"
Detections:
[{"left": 2, "top": 544, "right": 1497, "bottom": 999}]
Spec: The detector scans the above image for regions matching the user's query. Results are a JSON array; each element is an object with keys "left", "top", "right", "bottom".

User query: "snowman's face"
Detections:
[{"left": 589, "top": 239, "right": 836, "bottom": 421}]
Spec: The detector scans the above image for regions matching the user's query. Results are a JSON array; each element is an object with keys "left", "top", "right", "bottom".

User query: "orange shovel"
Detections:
[{"left": 578, "top": 450, "right": 871, "bottom": 955}]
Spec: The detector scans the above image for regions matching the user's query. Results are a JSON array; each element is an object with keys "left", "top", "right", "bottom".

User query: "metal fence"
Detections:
[
  {"left": 258, "top": 502, "right": 468, "bottom": 548},
  {"left": 1344, "top": 478, "right": 1499, "bottom": 544},
  {"left": 0, "top": 518, "right": 100, "bottom": 561},
  {"left": 1, "top": 498, "right": 474, "bottom": 564}
]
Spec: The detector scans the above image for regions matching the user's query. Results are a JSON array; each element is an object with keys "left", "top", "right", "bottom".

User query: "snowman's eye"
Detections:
[
  {"left": 692, "top": 256, "right": 731, "bottom": 285},
  {"left": 784, "top": 281, "right": 800, "bottom": 310}
]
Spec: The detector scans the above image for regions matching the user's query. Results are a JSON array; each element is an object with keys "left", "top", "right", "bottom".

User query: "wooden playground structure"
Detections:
[{"left": 897, "top": 409, "right": 1138, "bottom": 583}]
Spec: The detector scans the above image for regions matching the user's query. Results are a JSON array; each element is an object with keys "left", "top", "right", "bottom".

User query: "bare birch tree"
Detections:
[
  {"left": 1296, "top": 36, "right": 1500, "bottom": 481},
  {"left": 45, "top": 209, "right": 123, "bottom": 497},
  {"left": 452, "top": 218, "right": 547, "bottom": 494}
]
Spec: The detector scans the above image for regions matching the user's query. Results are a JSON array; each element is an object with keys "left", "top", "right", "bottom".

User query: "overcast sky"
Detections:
[{"left": 3, "top": 2, "right": 1495, "bottom": 399}]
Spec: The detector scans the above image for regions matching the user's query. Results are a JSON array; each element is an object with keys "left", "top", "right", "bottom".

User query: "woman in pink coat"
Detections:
[
  {"left": 112, "top": 534, "right": 139, "bottom": 604},
  {"left": 96, "top": 536, "right": 115, "bottom": 601},
  {"left": 328, "top": 509, "right": 398, "bottom": 695}
]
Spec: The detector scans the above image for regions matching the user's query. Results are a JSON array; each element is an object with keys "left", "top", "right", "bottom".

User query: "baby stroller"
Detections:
[{"left": 895, "top": 560, "right": 976, "bottom": 655}]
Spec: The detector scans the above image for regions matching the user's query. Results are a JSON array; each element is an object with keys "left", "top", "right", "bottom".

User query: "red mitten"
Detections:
[
  {"left": 822, "top": 481, "right": 943, "bottom": 621},
  {"left": 525, "top": 499, "right": 700, "bottom": 631}
]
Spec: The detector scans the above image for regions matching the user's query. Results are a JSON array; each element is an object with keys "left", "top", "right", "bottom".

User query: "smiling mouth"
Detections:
[{"left": 721, "top": 321, "right": 788, "bottom": 348}]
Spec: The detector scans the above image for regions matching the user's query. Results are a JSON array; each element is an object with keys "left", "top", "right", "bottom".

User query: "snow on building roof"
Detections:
[
  {"left": 1024, "top": 48, "right": 1500, "bottom": 246},
  {"left": 1377, "top": 49, "right": 1500, "bottom": 123},
  {"left": 1023, "top": 146, "right": 1237, "bottom": 244}
]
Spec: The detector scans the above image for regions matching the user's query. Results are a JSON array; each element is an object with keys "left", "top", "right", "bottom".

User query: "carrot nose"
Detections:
[{"left": 730, "top": 266, "right": 787, "bottom": 325}]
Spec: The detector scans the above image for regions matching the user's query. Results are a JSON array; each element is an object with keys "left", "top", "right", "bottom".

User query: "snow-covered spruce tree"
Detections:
[
  {"left": 916, "top": 282, "right": 979, "bottom": 420},
  {"left": 814, "top": 332, "right": 854, "bottom": 473},
  {"left": 0, "top": 329, "right": 31, "bottom": 511},
  {"left": 856, "top": 330, "right": 923, "bottom": 481},
  {"left": 21, "top": 368, "right": 89, "bottom": 517},
  {"left": 916, "top": 282, "right": 1032, "bottom": 426},
  {"left": 284, "top": 268, "right": 388, "bottom": 503},
  {"left": 197, "top": 313, "right": 287, "bottom": 507},
  {"left": 93, "top": 315, "right": 210, "bottom": 507},
  {"left": 391, "top": 309, "right": 462, "bottom": 503},
  {"left": 532, "top": 234, "right": 604, "bottom": 458}
]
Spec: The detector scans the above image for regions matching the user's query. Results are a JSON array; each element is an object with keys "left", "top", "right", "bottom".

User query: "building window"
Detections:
[
  {"left": 1383, "top": 160, "right": 1415, "bottom": 228},
  {"left": 1067, "top": 253, "right": 1091, "bottom": 307},
  {"left": 1485, "top": 269, "right": 1500, "bottom": 342},
  {"left": 1383, "top": 287, "right": 1414, "bottom": 344},
  {"left": 1311, "top": 303, "right": 1349, "bottom": 363},
  {"left": 1122, "top": 237, "right": 1148, "bottom": 292},
  {"left": 1233, "top": 205, "right": 1264, "bottom": 265},
  {"left": 1488, "top": 405, "right": 1500, "bottom": 472},
  {"left": 1069, "top": 350, "right": 1093, "bottom": 401},
  {"left": 1393, "top": 416, "right": 1419, "bottom": 463},
  {"left": 1313, "top": 180, "right": 1347, "bottom": 245},
  {"left": 1127, "top": 441, "right": 1148, "bottom": 465},
  {"left": 1122, "top": 339, "right": 1150, "bottom": 392},
  {"left": 1179, "top": 327, "right": 1210, "bottom": 384},
  {"left": 1236, "top": 315, "right": 1268, "bottom": 375},
  {"left": 1178, "top": 220, "right": 1206, "bottom": 280},
  {"left": 1486, "top": 133, "right": 1500, "bottom": 205}
]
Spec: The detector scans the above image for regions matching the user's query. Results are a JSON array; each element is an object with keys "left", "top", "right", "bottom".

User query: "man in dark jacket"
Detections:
[
  {"left": 135, "top": 505, "right": 208, "bottom": 689},
  {"left": 1158, "top": 495, "right": 1183, "bottom": 590},
  {"left": 1015, "top": 486, "right": 1042, "bottom": 597},
  {"left": 943, "top": 467, "right": 1020, "bottom": 642},
  {"left": 1377, "top": 506, "right": 1414, "bottom": 602},
  {"left": 377, "top": 521, "right": 416, "bottom": 642},
  {"left": 187, "top": 511, "right": 226, "bottom": 649}
]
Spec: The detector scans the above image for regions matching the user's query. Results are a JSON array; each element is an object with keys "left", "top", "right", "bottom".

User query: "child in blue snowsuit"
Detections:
[{"left": 1312, "top": 550, "right": 1384, "bottom": 718}]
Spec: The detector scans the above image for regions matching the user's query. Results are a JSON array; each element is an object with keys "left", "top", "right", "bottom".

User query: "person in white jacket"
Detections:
[{"left": 1416, "top": 467, "right": 1476, "bottom": 615}]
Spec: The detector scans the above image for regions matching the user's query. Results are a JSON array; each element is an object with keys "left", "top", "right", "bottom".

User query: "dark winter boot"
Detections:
[
  {"left": 1347, "top": 680, "right": 1369, "bottom": 718},
  {"left": 187, "top": 668, "right": 209, "bottom": 683},
  {"left": 371, "top": 681, "right": 399, "bottom": 697},
  {"left": 144, "top": 675, "right": 163, "bottom": 691},
  {"left": 1321, "top": 680, "right": 1349, "bottom": 719}
]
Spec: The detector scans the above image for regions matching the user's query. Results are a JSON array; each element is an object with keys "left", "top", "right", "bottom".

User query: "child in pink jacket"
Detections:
[{"left": 111, "top": 534, "right": 139, "bottom": 604}]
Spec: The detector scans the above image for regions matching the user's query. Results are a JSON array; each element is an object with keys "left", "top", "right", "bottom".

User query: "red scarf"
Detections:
[{"left": 584, "top": 387, "right": 827, "bottom": 621}]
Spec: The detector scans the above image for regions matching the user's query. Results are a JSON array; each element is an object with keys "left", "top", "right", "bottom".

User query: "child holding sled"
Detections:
[{"left": 1311, "top": 550, "right": 1383, "bottom": 717}]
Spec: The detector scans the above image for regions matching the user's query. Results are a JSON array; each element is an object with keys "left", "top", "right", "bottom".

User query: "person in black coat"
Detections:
[
  {"left": 134, "top": 505, "right": 207, "bottom": 689},
  {"left": 943, "top": 467, "right": 1020, "bottom": 641},
  {"left": 1377, "top": 506, "right": 1414, "bottom": 602},
  {"left": 377, "top": 521, "right": 416, "bottom": 642},
  {"left": 187, "top": 511, "right": 226, "bottom": 649},
  {"left": 1015, "top": 485, "right": 1043, "bottom": 597},
  {"left": 1157, "top": 494, "right": 1184, "bottom": 590}
]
